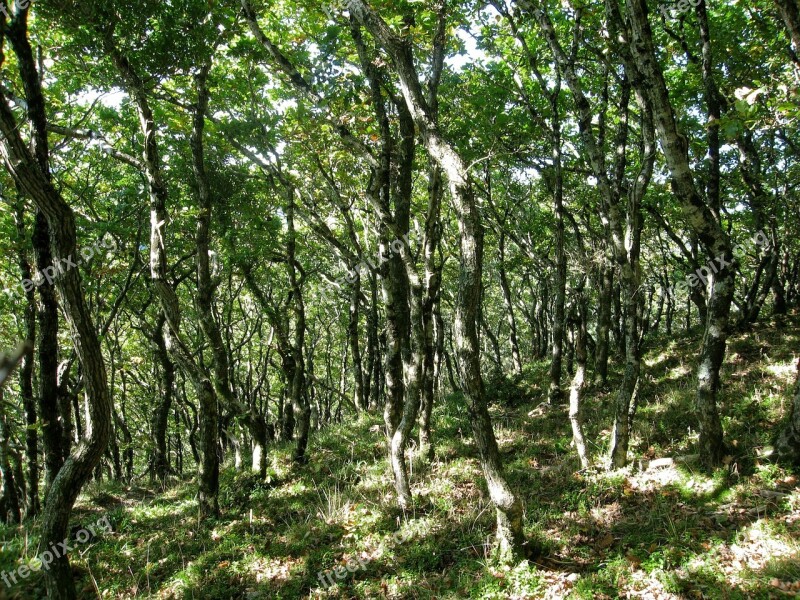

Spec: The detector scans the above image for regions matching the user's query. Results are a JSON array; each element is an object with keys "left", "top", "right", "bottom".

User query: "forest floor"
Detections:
[{"left": 2, "top": 314, "right": 800, "bottom": 599}]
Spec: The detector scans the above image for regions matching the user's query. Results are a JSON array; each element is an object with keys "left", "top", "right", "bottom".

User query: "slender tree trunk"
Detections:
[
  {"left": 549, "top": 97, "right": 566, "bottom": 406},
  {"left": 609, "top": 266, "right": 642, "bottom": 467},
  {"left": 348, "top": 0, "right": 528, "bottom": 558},
  {"left": 1, "top": 11, "right": 112, "bottom": 596},
  {"left": 348, "top": 273, "right": 367, "bottom": 411},
  {"left": 151, "top": 318, "right": 174, "bottom": 482},
  {"left": 366, "top": 274, "right": 380, "bottom": 411},
  {"left": 191, "top": 60, "right": 233, "bottom": 511},
  {"left": 286, "top": 189, "right": 310, "bottom": 464},
  {"left": 595, "top": 262, "right": 613, "bottom": 386},
  {"left": 569, "top": 285, "right": 590, "bottom": 469},
  {"left": 614, "top": 0, "right": 734, "bottom": 468},
  {"left": 33, "top": 211, "right": 62, "bottom": 489},
  {"left": 13, "top": 200, "right": 39, "bottom": 517},
  {"left": 418, "top": 160, "right": 444, "bottom": 462},
  {"left": 102, "top": 30, "right": 222, "bottom": 514},
  {"left": 482, "top": 315, "right": 503, "bottom": 370},
  {"left": 0, "top": 390, "right": 21, "bottom": 524},
  {"left": 499, "top": 232, "right": 523, "bottom": 375}
]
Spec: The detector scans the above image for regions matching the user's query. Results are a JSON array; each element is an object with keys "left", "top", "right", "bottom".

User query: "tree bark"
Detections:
[
  {"left": 499, "top": 232, "right": 523, "bottom": 376},
  {"left": 348, "top": 273, "right": 367, "bottom": 411},
  {"left": 595, "top": 260, "right": 613, "bottom": 386},
  {"left": 286, "top": 189, "right": 310, "bottom": 464},
  {"left": 151, "top": 318, "right": 174, "bottom": 482},
  {"left": 569, "top": 284, "right": 590, "bottom": 469},
  {"left": 348, "top": 0, "right": 527, "bottom": 559},
  {"left": 0, "top": 389, "right": 21, "bottom": 524},
  {"left": 548, "top": 97, "right": 566, "bottom": 406},
  {"left": 12, "top": 200, "right": 39, "bottom": 517},
  {"left": 101, "top": 28, "right": 221, "bottom": 515},
  {"left": 775, "top": 0, "right": 800, "bottom": 61},
  {"left": 609, "top": 0, "right": 734, "bottom": 469},
  {"left": 0, "top": 10, "right": 112, "bottom": 597}
]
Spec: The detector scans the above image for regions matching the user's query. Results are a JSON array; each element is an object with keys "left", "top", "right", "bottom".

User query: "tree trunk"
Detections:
[
  {"left": 348, "top": 0, "right": 528, "bottom": 559},
  {"left": 0, "top": 389, "right": 21, "bottom": 524},
  {"left": 418, "top": 158, "right": 444, "bottom": 462},
  {"left": 33, "top": 210, "right": 63, "bottom": 489},
  {"left": 548, "top": 89, "right": 566, "bottom": 405},
  {"left": 13, "top": 200, "right": 39, "bottom": 517},
  {"left": 1, "top": 11, "right": 112, "bottom": 596},
  {"left": 614, "top": 0, "right": 734, "bottom": 468},
  {"left": 775, "top": 0, "right": 800, "bottom": 59},
  {"left": 569, "top": 286, "right": 590, "bottom": 469},
  {"left": 366, "top": 274, "right": 380, "bottom": 411},
  {"left": 348, "top": 274, "right": 367, "bottom": 411},
  {"left": 151, "top": 318, "right": 174, "bottom": 482},
  {"left": 102, "top": 30, "right": 222, "bottom": 514},
  {"left": 595, "top": 262, "right": 613, "bottom": 386},
  {"left": 286, "top": 189, "right": 311, "bottom": 464},
  {"left": 499, "top": 232, "right": 523, "bottom": 375}
]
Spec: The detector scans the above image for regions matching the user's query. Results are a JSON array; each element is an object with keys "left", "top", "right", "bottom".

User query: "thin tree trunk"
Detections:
[
  {"left": 595, "top": 262, "right": 613, "bottom": 386},
  {"left": 348, "top": 273, "right": 367, "bottom": 411},
  {"left": 286, "top": 189, "right": 310, "bottom": 464},
  {"left": 419, "top": 159, "right": 444, "bottom": 462},
  {"left": 569, "top": 285, "right": 590, "bottom": 469},
  {"left": 366, "top": 274, "right": 380, "bottom": 411},
  {"left": 151, "top": 318, "right": 174, "bottom": 482},
  {"left": 33, "top": 210, "right": 62, "bottom": 489},
  {"left": 549, "top": 90, "right": 566, "bottom": 405},
  {"left": 611, "top": 0, "right": 734, "bottom": 468},
  {"left": 13, "top": 200, "right": 39, "bottom": 517},
  {"left": 102, "top": 29, "right": 221, "bottom": 515},
  {"left": 499, "top": 232, "right": 523, "bottom": 376},
  {"left": 348, "top": 0, "right": 527, "bottom": 559},
  {"left": 0, "top": 389, "right": 21, "bottom": 524},
  {"left": 1, "top": 11, "right": 112, "bottom": 596}
]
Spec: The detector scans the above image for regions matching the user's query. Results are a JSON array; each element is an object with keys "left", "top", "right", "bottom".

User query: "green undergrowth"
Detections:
[{"left": 1, "top": 315, "right": 799, "bottom": 598}]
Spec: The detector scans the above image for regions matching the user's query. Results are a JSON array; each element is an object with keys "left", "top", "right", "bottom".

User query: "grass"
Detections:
[{"left": 1, "top": 314, "right": 799, "bottom": 598}]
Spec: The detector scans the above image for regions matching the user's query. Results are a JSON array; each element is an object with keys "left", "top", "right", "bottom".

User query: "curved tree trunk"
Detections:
[
  {"left": 348, "top": 0, "right": 528, "bottom": 559},
  {"left": 101, "top": 27, "right": 222, "bottom": 515},
  {"left": 569, "top": 285, "right": 590, "bottom": 469},
  {"left": 610, "top": 0, "right": 734, "bottom": 469},
  {"left": 1, "top": 10, "right": 112, "bottom": 597}
]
